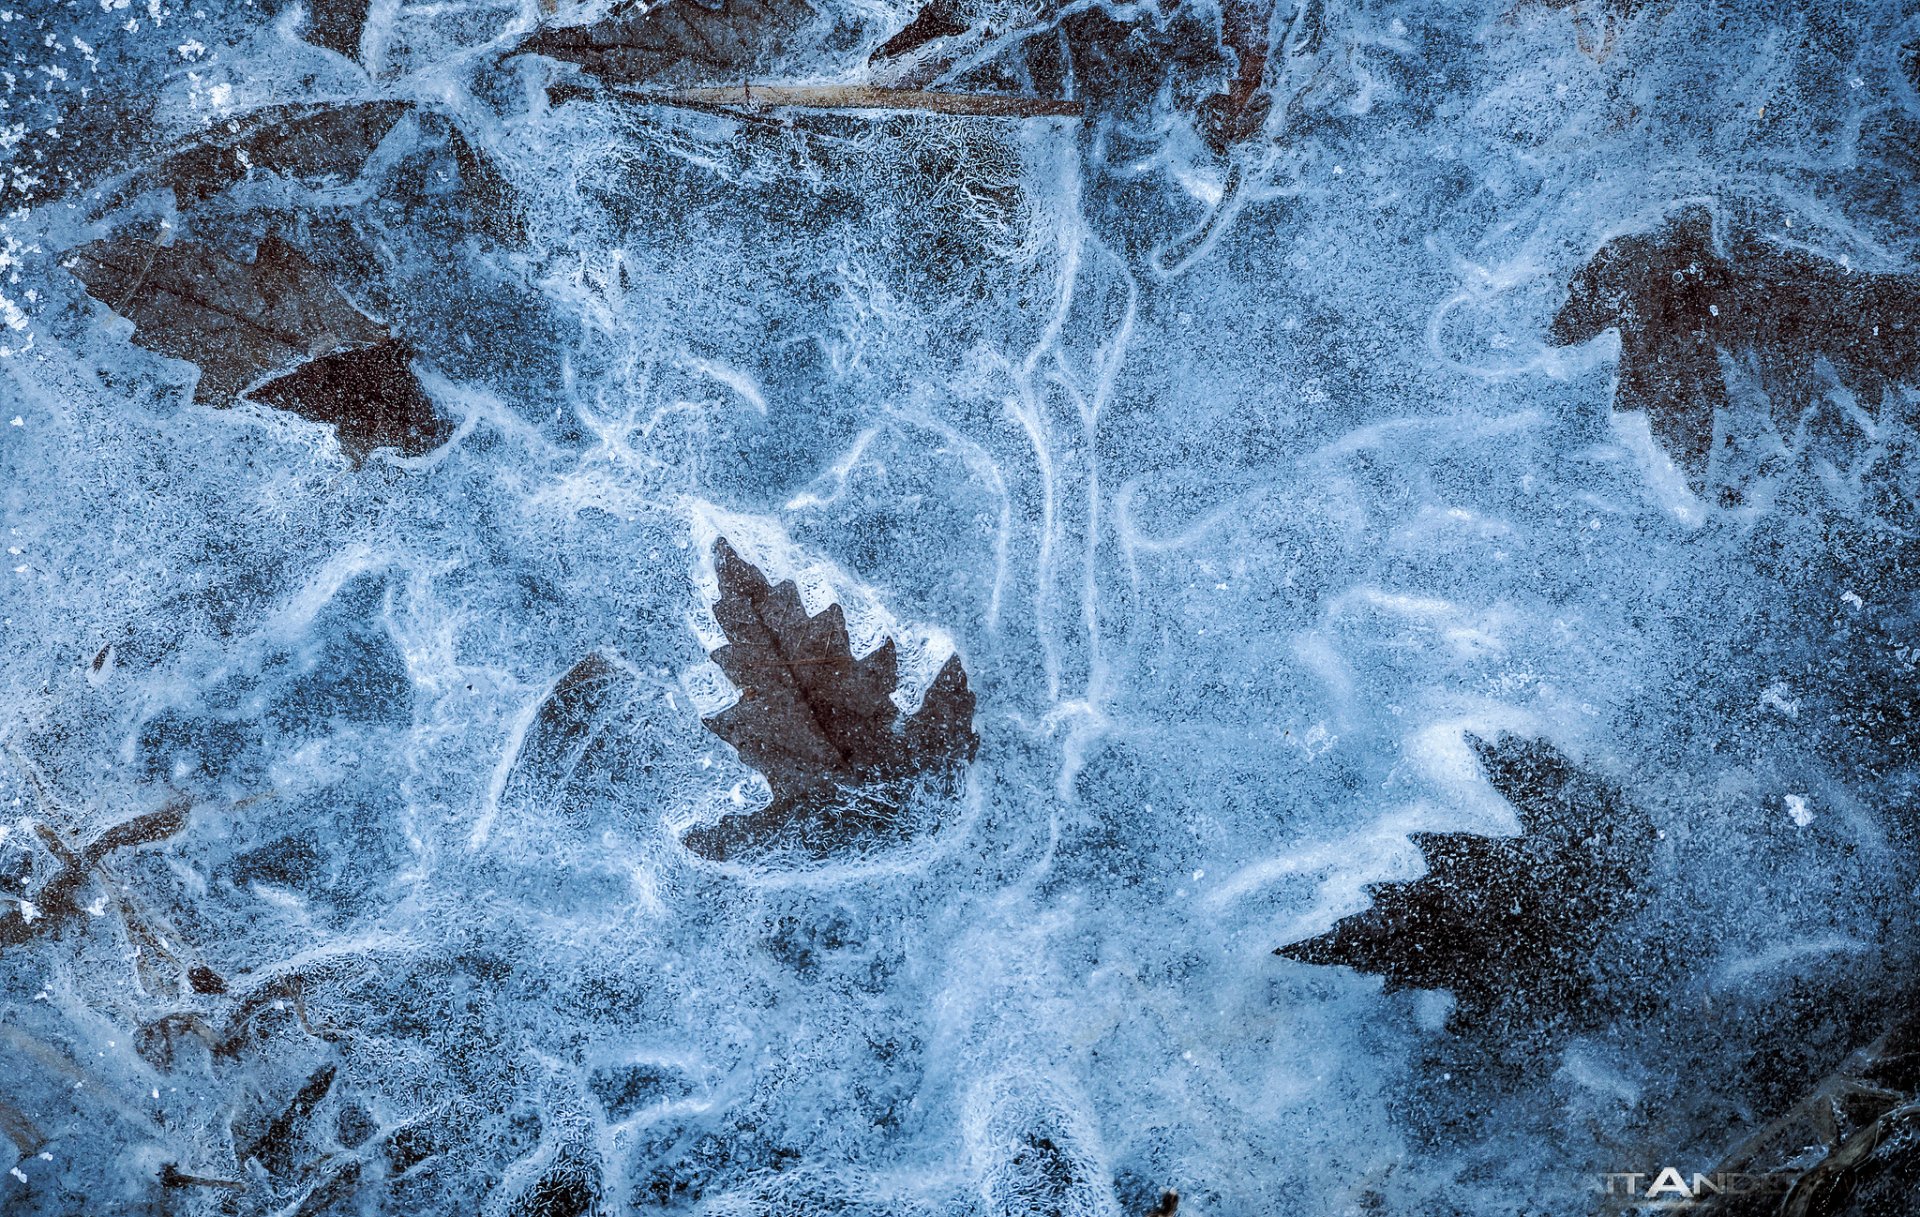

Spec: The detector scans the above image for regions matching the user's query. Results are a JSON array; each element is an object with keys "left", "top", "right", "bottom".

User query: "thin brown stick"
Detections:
[{"left": 621, "top": 85, "right": 1081, "bottom": 117}]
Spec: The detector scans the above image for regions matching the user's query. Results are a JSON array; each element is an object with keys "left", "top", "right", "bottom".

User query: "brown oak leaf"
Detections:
[
  {"left": 1275, "top": 733, "right": 1654, "bottom": 1034},
  {"left": 685, "top": 538, "right": 978, "bottom": 861},
  {"left": 1551, "top": 207, "right": 1920, "bottom": 491},
  {"left": 68, "top": 236, "right": 449, "bottom": 460}
]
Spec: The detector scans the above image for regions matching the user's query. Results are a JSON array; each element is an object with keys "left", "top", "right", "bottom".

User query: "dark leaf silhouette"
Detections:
[
  {"left": 243, "top": 1063, "right": 337, "bottom": 1175},
  {"left": 496, "top": 652, "right": 638, "bottom": 810},
  {"left": 1276, "top": 733, "right": 1654, "bottom": 1032},
  {"left": 143, "top": 101, "right": 414, "bottom": 208},
  {"left": 68, "top": 235, "right": 385, "bottom": 404},
  {"left": 685, "top": 538, "right": 978, "bottom": 861},
  {"left": 251, "top": 338, "right": 451, "bottom": 461},
  {"left": 67, "top": 236, "right": 450, "bottom": 460},
  {"left": 298, "top": 0, "right": 372, "bottom": 59},
  {"left": 111, "top": 102, "right": 519, "bottom": 239},
  {"left": 516, "top": 0, "right": 828, "bottom": 89},
  {"left": 1551, "top": 207, "right": 1920, "bottom": 491},
  {"left": 870, "top": 0, "right": 969, "bottom": 63}
]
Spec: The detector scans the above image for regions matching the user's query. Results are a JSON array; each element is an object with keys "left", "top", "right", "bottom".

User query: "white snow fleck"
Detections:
[{"left": 1785, "top": 795, "right": 1813, "bottom": 828}]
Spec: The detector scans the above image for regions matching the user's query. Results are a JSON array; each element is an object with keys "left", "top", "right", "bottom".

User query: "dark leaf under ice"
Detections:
[
  {"left": 142, "top": 101, "right": 415, "bottom": 207},
  {"left": 68, "top": 235, "right": 385, "bottom": 404},
  {"left": 107, "top": 102, "right": 519, "bottom": 240},
  {"left": 1550, "top": 208, "right": 1920, "bottom": 491},
  {"left": 297, "top": 0, "right": 373, "bottom": 59},
  {"left": 496, "top": 652, "right": 638, "bottom": 808},
  {"left": 686, "top": 538, "right": 978, "bottom": 861},
  {"left": 250, "top": 338, "right": 452, "bottom": 461},
  {"left": 516, "top": 0, "right": 829, "bottom": 88},
  {"left": 1, "top": 800, "right": 191, "bottom": 949},
  {"left": 870, "top": 0, "right": 969, "bottom": 63},
  {"left": 68, "top": 236, "right": 449, "bottom": 459},
  {"left": 1276, "top": 733, "right": 1655, "bottom": 1033},
  {"left": 243, "top": 1062, "right": 337, "bottom": 1176}
]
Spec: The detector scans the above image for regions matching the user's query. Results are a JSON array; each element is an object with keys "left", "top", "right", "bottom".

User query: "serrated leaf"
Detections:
[
  {"left": 1550, "top": 208, "right": 1920, "bottom": 491},
  {"left": 685, "top": 538, "right": 978, "bottom": 861},
  {"left": 1276, "top": 733, "right": 1654, "bottom": 1032}
]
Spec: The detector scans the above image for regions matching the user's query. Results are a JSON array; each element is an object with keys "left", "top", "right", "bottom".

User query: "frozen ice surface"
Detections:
[{"left": 2, "top": 0, "right": 1919, "bottom": 1214}]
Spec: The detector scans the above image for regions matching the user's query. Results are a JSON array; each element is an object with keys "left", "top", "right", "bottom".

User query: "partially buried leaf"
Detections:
[
  {"left": 298, "top": 0, "right": 372, "bottom": 59},
  {"left": 1551, "top": 207, "right": 1920, "bottom": 491},
  {"left": 143, "top": 100, "right": 414, "bottom": 207},
  {"left": 251, "top": 338, "right": 452, "bottom": 460},
  {"left": 516, "top": 0, "right": 829, "bottom": 89},
  {"left": 496, "top": 652, "right": 638, "bottom": 809},
  {"left": 68, "top": 235, "right": 384, "bottom": 405},
  {"left": 1690, "top": 1007, "right": 1920, "bottom": 1216},
  {"left": 67, "top": 236, "right": 450, "bottom": 460},
  {"left": 243, "top": 1063, "right": 337, "bottom": 1176},
  {"left": 685, "top": 538, "right": 978, "bottom": 861},
  {"left": 435, "top": 116, "right": 526, "bottom": 243},
  {"left": 1275, "top": 733, "right": 1654, "bottom": 1035},
  {"left": 870, "top": 0, "right": 969, "bottom": 63},
  {"left": 111, "top": 102, "right": 520, "bottom": 240}
]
